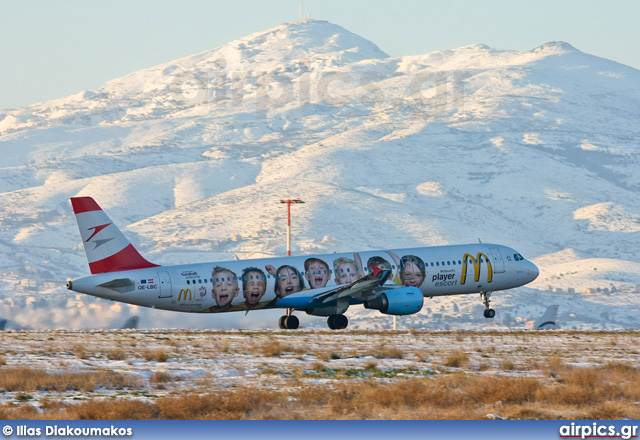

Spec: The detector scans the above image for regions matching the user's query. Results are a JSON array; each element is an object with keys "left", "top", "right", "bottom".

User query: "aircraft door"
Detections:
[
  {"left": 489, "top": 248, "right": 505, "bottom": 273},
  {"left": 157, "top": 271, "right": 173, "bottom": 298}
]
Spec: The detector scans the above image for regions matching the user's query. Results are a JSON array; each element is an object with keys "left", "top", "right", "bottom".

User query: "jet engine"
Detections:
[{"left": 364, "top": 287, "right": 423, "bottom": 315}]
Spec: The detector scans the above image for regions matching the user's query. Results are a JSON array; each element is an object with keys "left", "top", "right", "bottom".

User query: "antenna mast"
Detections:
[{"left": 299, "top": 2, "right": 303, "bottom": 21}]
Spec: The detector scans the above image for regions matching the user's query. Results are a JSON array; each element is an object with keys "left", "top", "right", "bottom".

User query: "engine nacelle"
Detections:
[{"left": 364, "top": 287, "right": 423, "bottom": 315}]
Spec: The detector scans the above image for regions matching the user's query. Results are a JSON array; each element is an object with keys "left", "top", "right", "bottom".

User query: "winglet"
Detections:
[
  {"left": 370, "top": 265, "right": 391, "bottom": 285},
  {"left": 370, "top": 264, "right": 383, "bottom": 277},
  {"left": 70, "top": 197, "right": 159, "bottom": 274}
]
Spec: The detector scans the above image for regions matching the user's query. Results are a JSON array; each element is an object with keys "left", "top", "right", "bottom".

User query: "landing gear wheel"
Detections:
[
  {"left": 278, "top": 308, "right": 299, "bottom": 330},
  {"left": 327, "top": 314, "right": 348, "bottom": 330},
  {"left": 284, "top": 315, "right": 299, "bottom": 330},
  {"left": 279, "top": 315, "right": 299, "bottom": 329},
  {"left": 480, "top": 291, "right": 495, "bottom": 319}
]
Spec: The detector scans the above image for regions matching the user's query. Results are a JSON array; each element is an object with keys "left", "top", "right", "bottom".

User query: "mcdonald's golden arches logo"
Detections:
[
  {"left": 460, "top": 253, "right": 493, "bottom": 284},
  {"left": 178, "top": 288, "right": 192, "bottom": 301}
]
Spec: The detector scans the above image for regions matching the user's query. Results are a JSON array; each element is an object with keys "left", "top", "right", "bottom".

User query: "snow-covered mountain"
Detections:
[{"left": 1, "top": 19, "right": 639, "bottom": 330}]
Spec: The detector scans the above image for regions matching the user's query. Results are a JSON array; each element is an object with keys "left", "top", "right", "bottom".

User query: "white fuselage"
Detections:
[{"left": 68, "top": 243, "right": 538, "bottom": 314}]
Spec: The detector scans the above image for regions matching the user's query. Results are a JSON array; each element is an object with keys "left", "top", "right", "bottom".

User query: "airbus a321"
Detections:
[{"left": 66, "top": 197, "right": 539, "bottom": 329}]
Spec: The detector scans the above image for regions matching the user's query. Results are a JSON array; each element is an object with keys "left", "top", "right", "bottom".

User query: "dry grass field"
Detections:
[{"left": 0, "top": 330, "right": 639, "bottom": 420}]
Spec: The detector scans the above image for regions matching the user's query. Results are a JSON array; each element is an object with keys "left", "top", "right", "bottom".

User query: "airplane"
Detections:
[
  {"left": 0, "top": 318, "right": 31, "bottom": 331},
  {"left": 66, "top": 197, "right": 539, "bottom": 330},
  {"left": 117, "top": 316, "right": 140, "bottom": 330},
  {"left": 532, "top": 305, "right": 559, "bottom": 330}
]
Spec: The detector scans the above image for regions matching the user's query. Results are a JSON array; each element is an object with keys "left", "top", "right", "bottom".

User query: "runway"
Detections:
[{"left": 1, "top": 329, "right": 639, "bottom": 419}]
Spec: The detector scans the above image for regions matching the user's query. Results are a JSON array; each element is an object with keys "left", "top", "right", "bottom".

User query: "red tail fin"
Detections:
[{"left": 71, "top": 197, "right": 159, "bottom": 274}]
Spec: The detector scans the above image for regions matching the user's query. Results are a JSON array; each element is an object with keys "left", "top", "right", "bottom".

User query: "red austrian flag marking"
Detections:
[{"left": 86, "top": 224, "right": 111, "bottom": 242}]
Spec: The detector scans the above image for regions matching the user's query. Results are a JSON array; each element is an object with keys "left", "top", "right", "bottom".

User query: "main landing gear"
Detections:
[
  {"left": 278, "top": 309, "right": 350, "bottom": 330},
  {"left": 481, "top": 291, "right": 496, "bottom": 319},
  {"left": 278, "top": 308, "right": 299, "bottom": 329},
  {"left": 327, "top": 314, "right": 348, "bottom": 330}
]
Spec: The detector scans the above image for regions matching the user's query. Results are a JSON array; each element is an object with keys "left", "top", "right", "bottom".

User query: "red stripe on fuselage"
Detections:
[
  {"left": 88, "top": 244, "right": 159, "bottom": 274},
  {"left": 71, "top": 197, "right": 102, "bottom": 214}
]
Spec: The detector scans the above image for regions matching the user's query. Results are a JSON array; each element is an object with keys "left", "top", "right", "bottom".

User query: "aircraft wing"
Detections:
[{"left": 275, "top": 266, "right": 391, "bottom": 309}]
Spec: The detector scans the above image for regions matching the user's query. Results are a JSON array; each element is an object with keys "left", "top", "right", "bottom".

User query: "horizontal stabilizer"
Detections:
[{"left": 98, "top": 278, "right": 135, "bottom": 292}]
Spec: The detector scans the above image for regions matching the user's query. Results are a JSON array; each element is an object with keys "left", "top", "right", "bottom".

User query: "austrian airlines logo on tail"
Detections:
[
  {"left": 85, "top": 224, "right": 114, "bottom": 249},
  {"left": 70, "top": 197, "right": 158, "bottom": 274}
]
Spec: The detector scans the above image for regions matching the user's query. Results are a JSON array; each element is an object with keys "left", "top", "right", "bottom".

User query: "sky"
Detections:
[{"left": 1, "top": 0, "right": 639, "bottom": 109}]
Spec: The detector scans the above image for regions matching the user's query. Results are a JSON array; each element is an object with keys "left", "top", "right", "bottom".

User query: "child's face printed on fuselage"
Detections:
[
  {"left": 401, "top": 262, "right": 424, "bottom": 287},
  {"left": 213, "top": 271, "right": 238, "bottom": 306},
  {"left": 243, "top": 271, "right": 266, "bottom": 305},
  {"left": 277, "top": 267, "right": 302, "bottom": 297},
  {"left": 336, "top": 262, "right": 358, "bottom": 284},
  {"left": 306, "top": 261, "right": 330, "bottom": 288}
]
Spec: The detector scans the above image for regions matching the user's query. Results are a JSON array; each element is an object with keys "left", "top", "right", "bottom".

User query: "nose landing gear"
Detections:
[{"left": 481, "top": 291, "right": 495, "bottom": 319}]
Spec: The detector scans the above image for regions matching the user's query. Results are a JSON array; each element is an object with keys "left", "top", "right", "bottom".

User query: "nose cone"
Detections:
[{"left": 526, "top": 260, "right": 539, "bottom": 283}]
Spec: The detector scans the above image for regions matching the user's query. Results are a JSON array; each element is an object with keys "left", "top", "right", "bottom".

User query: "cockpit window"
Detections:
[{"left": 514, "top": 254, "right": 524, "bottom": 261}]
